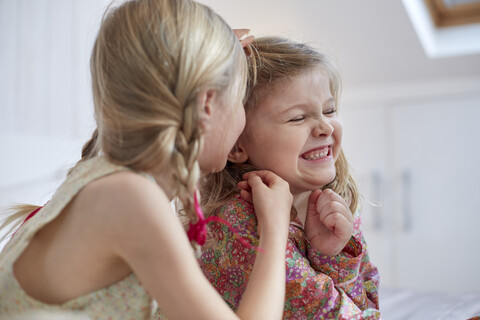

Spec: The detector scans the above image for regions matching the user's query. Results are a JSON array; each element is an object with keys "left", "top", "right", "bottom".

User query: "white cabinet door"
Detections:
[
  {"left": 390, "top": 97, "right": 480, "bottom": 293},
  {"left": 341, "top": 105, "right": 397, "bottom": 287},
  {"left": 342, "top": 96, "right": 480, "bottom": 294}
]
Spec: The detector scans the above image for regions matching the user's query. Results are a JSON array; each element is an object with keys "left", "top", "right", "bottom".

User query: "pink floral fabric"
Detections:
[{"left": 199, "top": 194, "right": 381, "bottom": 319}]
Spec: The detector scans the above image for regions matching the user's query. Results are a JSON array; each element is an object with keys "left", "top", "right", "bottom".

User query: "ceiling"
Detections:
[{"left": 198, "top": 0, "right": 480, "bottom": 92}]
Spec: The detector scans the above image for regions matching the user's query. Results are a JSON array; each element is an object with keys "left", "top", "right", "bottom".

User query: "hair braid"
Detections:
[
  {"left": 66, "top": 129, "right": 100, "bottom": 177},
  {"left": 81, "top": 129, "right": 99, "bottom": 160},
  {"left": 171, "top": 101, "right": 201, "bottom": 223}
]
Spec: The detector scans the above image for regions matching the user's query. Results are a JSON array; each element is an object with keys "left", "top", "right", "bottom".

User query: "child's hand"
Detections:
[
  {"left": 304, "top": 189, "right": 353, "bottom": 256},
  {"left": 238, "top": 170, "right": 292, "bottom": 236},
  {"left": 233, "top": 29, "right": 255, "bottom": 48}
]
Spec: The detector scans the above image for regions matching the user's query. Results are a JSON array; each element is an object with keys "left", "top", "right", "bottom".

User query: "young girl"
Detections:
[
  {"left": 199, "top": 37, "right": 381, "bottom": 319},
  {"left": 0, "top": 2, "right": 293, "bottom": 319}
]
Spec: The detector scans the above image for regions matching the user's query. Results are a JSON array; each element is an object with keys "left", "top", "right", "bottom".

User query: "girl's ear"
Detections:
[
  {"left": 197, "top": 89, "right": 216, "bottom": 130},
  {"left": 228, "top": 141, "right": 248, "bottom": 163}
]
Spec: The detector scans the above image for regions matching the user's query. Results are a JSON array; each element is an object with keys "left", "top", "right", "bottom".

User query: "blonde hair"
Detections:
[
  {"left": 1, "top": 0, "right": 247, "bottom": 241},
  {"left": 201, "top": 36, "right": 359, "bottom": 220}
]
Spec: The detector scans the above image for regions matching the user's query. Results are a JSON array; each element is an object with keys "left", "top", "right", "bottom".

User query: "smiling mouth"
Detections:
[{"left": 301, "top": 146, "right": 331, "bottom": 160}]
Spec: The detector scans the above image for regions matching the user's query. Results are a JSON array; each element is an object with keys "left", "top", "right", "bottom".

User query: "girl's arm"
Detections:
[
  {"left": 298, "top": 190, "right": 379, "bottom": 310},
  {"left": 305, "top": 210, "right": 380, "bottom": 310},
  {"left": 109, "top": 171, "right": 290, "bottom": 320},
  {"left": 303, "top": 189, "right": 354, "bottom": 256},
  {"left": 236, "top": 170, "right": 292, "bottom": 319},
  {"left": 284, "top": 231, "right": 380, "bottom": 318}
]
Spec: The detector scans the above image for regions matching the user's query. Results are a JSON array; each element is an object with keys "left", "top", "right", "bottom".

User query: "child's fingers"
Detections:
[
  {"left": 317, "top": 189, "right": 348, "bottom": 206},
  {"left": 319, "top": 202, "right": 351, "bottom": 230},
  {"left": 305, "top": 189, "right": 322, "bottom": 218},
  {"left": 233, "top": 29, "right": 250, "bottom": 39},
  {"left": 238, "top": 172, "right": 267, "bottom": 203},
  {"left": 237, "top": 180, "right": 250, "bottom": 191},
  {"left": 242, "top": 170, "right": 267, "bottom": 183},
  {"left": 318, "top": 201, "right": 353, "bottom": 227},
  {"left": 245, "top": 174, "right": 266, "bottom": 190},
  {"left": 316, "top": 189, "right": 353, "bottom": 222},
  {"left": 323, "top": 213, "right": 353, "bottom": 238},
  {"left": 238, "top": 180, "right": 253, "bottom": 203},
  {"left": 232, "top": 29, "right": 254, "bottom": 47},
  {"left": 239, "top": 189, "right": 253, "bottom": 204},
  {"left": 240, "top": 170, "right": 291, "bottom": 208},
  {"left": 240, "top": 35, "right": 255, "bottom": 47},
  {"left": 242, "top": 170, "right": 284, "bottom": 188}
]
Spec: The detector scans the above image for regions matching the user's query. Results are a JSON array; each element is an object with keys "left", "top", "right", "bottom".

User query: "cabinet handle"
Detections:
[
  {"left": 371, "top": 171, "right": 382, "bottom": 231},
  {"left": 402, "top": 170, "right": 412, "bottom": 232}
]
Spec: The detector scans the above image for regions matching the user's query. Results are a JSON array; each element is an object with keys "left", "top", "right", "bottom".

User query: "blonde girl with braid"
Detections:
[
  {"left": 0, "top": 1, "right": 293, "bottom": 319},
  {"left": 199, "top": 37, "right": 381, "bottom": 319}
]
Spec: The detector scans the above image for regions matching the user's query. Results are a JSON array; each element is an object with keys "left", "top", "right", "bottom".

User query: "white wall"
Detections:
[
  {"left": 0, "top": 0, "right": 112, "bottom": 138},
  {"left": 0, "top": 0, "right": 111, "bottom": 247},
  {"left": 0, "top": 0, "right": 114, "bottom": 194}
]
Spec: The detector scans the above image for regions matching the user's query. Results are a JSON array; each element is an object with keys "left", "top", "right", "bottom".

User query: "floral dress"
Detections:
[{"left": 199, "top": 194, "right": 381, "bottom": 319}]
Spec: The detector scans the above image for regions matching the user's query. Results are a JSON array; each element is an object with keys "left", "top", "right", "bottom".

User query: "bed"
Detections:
[{"left": 380, "top": 286, "right": 480, "bottom": 319}]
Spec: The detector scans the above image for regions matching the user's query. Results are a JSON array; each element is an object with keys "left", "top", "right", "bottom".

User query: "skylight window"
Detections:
[
  {"left": 403, "top": 0, "right": 480, "bottom": 58},
  {"left": 424, "top": 0, "right": 480, "bottom": 27}
]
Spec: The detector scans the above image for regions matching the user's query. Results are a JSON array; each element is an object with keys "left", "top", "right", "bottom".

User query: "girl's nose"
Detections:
[{"left": 312, "top": 118, "right": 334, "bottom": 137}]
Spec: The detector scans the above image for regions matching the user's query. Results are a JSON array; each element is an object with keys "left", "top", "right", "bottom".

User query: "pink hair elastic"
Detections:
[
  {"left": 187, "top": 191, "right": 263, "bottom": 252},
  {"left": 12, "top": 205, "right": 43, "bottom": 238}
]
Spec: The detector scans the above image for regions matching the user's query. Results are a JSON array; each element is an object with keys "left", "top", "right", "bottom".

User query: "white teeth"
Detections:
[{"left": 303, "top": 148, "right": 329, "bottom": 160}]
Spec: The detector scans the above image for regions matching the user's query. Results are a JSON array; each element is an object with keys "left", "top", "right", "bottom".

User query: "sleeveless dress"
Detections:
[{"left": 0, "top": 156, "right": 158, "bottom": 319}]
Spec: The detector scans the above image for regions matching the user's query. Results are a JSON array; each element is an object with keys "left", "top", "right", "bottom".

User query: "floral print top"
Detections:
[{"left": 199, "top": 194, "right": 381, "bottom": 319}]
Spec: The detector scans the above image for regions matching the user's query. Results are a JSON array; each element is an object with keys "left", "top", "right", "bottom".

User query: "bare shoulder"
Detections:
[
  {"left": 83, "top": 171, "right": 170, "bottom": 212},
  {"left": 86, "top": 170, "right": 167, "bottom": 199},
  {"left": 76, "top": 171, "right": 176, "bottom": 243}
]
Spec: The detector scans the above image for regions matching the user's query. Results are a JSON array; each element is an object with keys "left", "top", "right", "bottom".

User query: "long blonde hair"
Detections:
[
  {"left": 201, "top": 36, "right": 359, "bottom": 219},
  {"left": 1, "top": 0, "right": 247, "bottom": 241}
]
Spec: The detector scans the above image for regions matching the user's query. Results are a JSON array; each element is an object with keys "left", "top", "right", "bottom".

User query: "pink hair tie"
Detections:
[
  {"left": 187, "top": 191, "right": 263, "bottom": 253},
  {"left": 11, "top": 205, "right": 43, "bottom": 238}
]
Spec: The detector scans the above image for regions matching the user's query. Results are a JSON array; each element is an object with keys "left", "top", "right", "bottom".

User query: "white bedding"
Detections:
[{"left": 380, "top": 286, "right": 480, "bottom": 320}]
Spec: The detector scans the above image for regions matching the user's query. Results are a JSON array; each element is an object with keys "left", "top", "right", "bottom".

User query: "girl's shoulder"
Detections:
[
  {"left": 74, "top": 170, "right": 188, "bottom": 262},
  {"left": 87, "top": 170, "right": 162, "bottom": 198},
  {"left": 78, "top": 171, "right": 173, "bottom": 232},
  {"left": 86, "top": 170, "right": 166, "bottom": 202}
]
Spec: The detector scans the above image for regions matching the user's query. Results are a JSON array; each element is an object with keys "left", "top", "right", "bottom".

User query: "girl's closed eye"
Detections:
[
  {"left": 288, "top": 115, "right": 307, "bottom": 122},
  {"left": 323, "top": 107, "right": 336, "bottom": 116}
]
